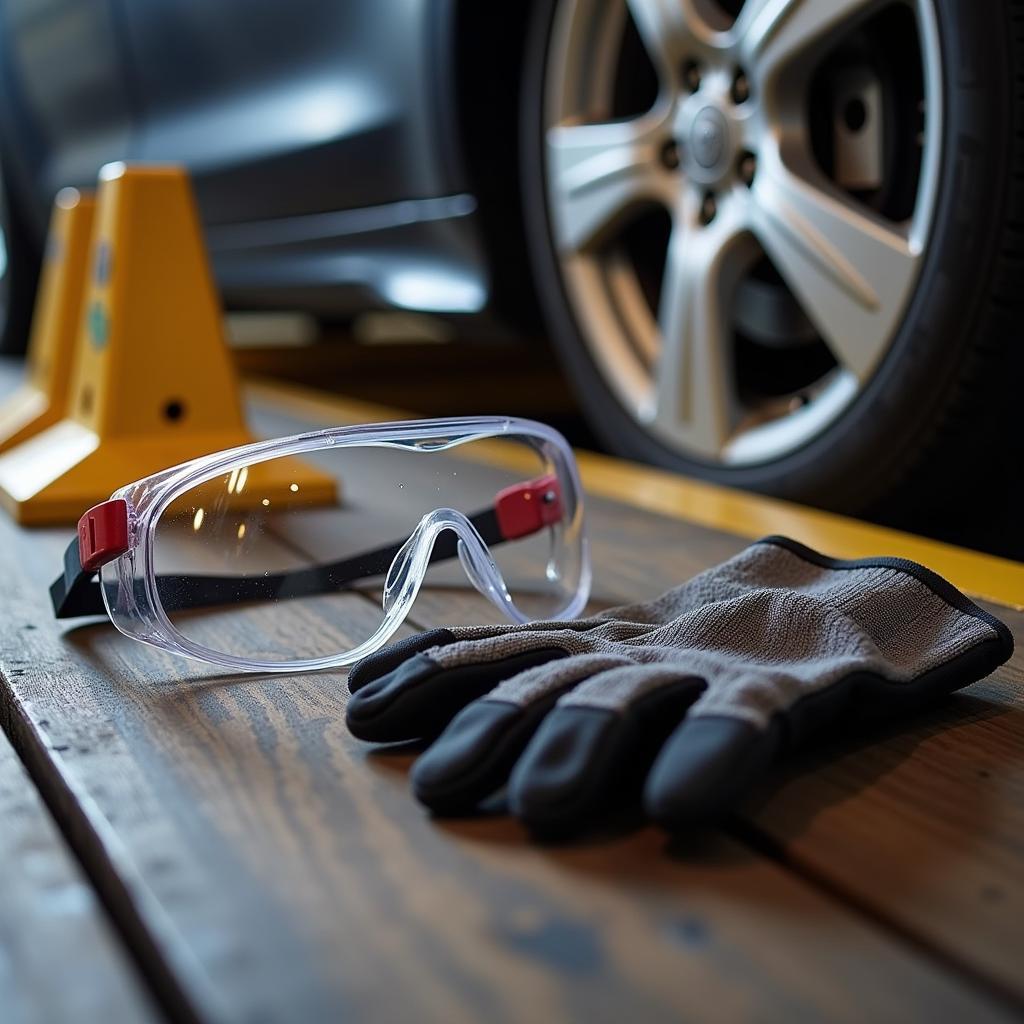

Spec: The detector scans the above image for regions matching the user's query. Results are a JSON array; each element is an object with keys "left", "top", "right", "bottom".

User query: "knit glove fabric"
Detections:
[{"left": 346, "top": 536, "right": 1013, "bottom": 831}]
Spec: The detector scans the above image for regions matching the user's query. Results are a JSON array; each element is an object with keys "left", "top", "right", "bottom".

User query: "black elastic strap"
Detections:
[{"left": 51, "top": 508, "right": 503, "bottom": 619}]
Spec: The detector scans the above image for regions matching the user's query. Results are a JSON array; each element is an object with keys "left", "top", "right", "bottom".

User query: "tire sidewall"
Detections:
[{"left": 0, "top": 155, "right": 39, "bottom": 354}]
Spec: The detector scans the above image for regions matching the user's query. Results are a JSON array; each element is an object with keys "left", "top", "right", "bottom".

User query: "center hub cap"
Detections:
[
  {"left": 690, "top": 107, "right": 727, "bottom": 169},
  {"left": 677, "top": 100, "right": 736, "bottom": 186}
]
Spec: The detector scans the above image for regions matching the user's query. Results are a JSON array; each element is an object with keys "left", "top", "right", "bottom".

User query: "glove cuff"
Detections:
[{"left": 755, "top": 535, "right": 1014, "bottom": 657}]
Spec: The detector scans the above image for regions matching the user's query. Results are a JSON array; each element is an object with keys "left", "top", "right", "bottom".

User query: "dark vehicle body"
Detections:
[{"left": 0, "top": 0, "right": 520, "bottom": 322}]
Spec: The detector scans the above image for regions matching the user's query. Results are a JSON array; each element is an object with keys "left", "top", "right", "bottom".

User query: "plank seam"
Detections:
[
  {"left": 725, "top": 815, "right": 1024, "bottom": 1017},
  {"left": 0, "top": 685, "right": 206, "bottom": 1024}
]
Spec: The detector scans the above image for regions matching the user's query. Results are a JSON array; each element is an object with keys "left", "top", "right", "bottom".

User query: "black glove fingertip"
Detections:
[
  {"left": 510, "top": 678, "right": 705, "bottom": 833},
  {"left": 412, "top": 700, "right": 530, "bottom": 814},
  {"left": 347, "top": 645, "right": 569, "bottom": 745},
  {"left": 508, "top": 706, "right": 618, "bottom": 830},
  {"left": 346, "top": 653, "right": 445, "bottom": 741},
  {"left": 348, "top": 628, "right": 456, "bottom": 693},
  {"left": 644, "top": 716, "right": 782, "bottom": 828}
]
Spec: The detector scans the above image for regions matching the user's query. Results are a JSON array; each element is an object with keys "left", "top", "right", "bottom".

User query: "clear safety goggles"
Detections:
[{"left": 50, "top": 417, "right": 590, "bottom": 673}]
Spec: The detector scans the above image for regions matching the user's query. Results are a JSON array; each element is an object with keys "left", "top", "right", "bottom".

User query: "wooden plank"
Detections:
[
  {"left": 5, "top": 524, "right": 422, "bottom": 1024},
  {"left": 352, "top": 494, "right": 1024, "bottom": 1007},
  {"left": 0, "top": 362, "right": 1018, "bottom": 1021},
  {"left": 249, "top": 396, "right": 1024, "bottom": 1006},
  {"left": 400, "top": 584, "right": 1024, "bottom": 1004},
  {"left": 0, "top": 716, "right": 156, "bottom": 1024},
  {"left": 408, "top": 546, "right": 1024, "bottom": 1005},
  {"left": 743, "top": 609, "right": 1024, "bottom": 1004},
  {"left": 1, "top": 512, "right": 1016, "bottom": 1017},
  {"left": 0, "top": 522, "right": 1015, "bottom": 1023}
]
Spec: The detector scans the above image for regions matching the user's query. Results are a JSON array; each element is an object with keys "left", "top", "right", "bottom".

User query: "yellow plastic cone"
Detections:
[
  {"left": 0, "top": 187, "right": 95, "bottom": 454},
  {"left": 0, "top": 163, "right": 336, "bottom": 525}
]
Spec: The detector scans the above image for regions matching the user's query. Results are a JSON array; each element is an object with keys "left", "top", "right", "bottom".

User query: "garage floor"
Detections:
[{"left": 1, "top": 363, "right": 1022, "bottom": 1022}]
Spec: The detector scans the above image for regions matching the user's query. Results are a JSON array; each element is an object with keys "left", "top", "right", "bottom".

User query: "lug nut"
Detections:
[
  {"left": 731, "top": 70, "right": 750, "bottom": 105},
  {"left": 682, "top": 59, "right": 702, "bottom": 93},
  {"left": 738, "top": 150, "right": 757, "bottom": 186},
  {"left": 700, "top": 193, "right": 717, "bottom": 225},
  {"left": 660, "top": 139, "right": 680, "bottom": 170}
]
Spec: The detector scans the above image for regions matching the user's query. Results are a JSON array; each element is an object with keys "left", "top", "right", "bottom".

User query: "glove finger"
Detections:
[
  {"left": 644, "top": 714, "right": 784, "bottom": 828},
  {"left": 411, "top": 653, "right": 634, "bottom": 814},
  {"left": 347, "top": 620, "right": 548, "bottom": 693},
  {"left": 345, "top": 641, "right": 567, "bottom": 743},
  {"left": 508, "top": 665, "right": 706, "bottom": 833},
  {"left": 348, "top": 628, "right": 458, "bottom": 693}
]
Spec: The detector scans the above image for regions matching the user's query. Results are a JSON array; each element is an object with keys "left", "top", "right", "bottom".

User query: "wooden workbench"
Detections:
[{"left": 1, "top": 365, "right": 1022, "bottom": 1023}]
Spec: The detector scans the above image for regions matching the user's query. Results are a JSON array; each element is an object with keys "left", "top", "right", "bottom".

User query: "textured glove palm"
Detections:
[{"left": 346, "top": 537, "right": 1012, "bottom": 831}]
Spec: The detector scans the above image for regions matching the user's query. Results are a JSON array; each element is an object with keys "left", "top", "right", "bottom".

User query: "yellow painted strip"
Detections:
[
  {"left": 246, "top": 378, "right": 1024, "bottom": 609},
  {"left": 572, "top": 451, "right": 1024, "bottom": 609}
]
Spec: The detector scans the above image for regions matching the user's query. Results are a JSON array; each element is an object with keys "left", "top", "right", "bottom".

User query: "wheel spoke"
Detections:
[
  {"left": 735, "top": 0, "right": 881, "bottom": 78},
  {"left": 647, "top": 201, "right": 745, "bottom": 456},
  {"left": 626, "top": 0, "right": 721, "bottom": 74},
  {"left": 751, "top": 157, "right": 919, "bottom": 380},
  {"left": 627, "top": 0, "right": 688, "bottom": 76},
  {"left": 546, "top": 115, "right": 672, "bottom": 253}
]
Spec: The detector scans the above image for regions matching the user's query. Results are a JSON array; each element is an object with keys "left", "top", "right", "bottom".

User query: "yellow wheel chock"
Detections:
[
  {"left": 0, "top": 164, "right": 336, "bottom": 525},
  {"left": 0, "top": 188, "right": 95, "bottom": 455}
]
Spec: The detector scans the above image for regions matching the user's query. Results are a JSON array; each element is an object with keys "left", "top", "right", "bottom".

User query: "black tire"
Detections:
[
  {"left": 521, "top": 0, "right": 1024, "bottom": 557},
  {"left": 0, "top": 159, "right": 40, "bottom": 355}
]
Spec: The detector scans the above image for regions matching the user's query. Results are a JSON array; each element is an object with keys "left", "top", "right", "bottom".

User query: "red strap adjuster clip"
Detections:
[
  {"left": 495, "top": 474, "right": 563, "bottom": 541},
  {"left": 77, "top": 499, "right": 130, "bottom": 571}
]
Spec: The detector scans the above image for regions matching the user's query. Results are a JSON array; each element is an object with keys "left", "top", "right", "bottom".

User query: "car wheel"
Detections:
[
  {"left": 522, "top": 0, "right": 1024, "bottom": 527},
  {"left": 0, "top": 159, "right": 40, "bottom": 355}
]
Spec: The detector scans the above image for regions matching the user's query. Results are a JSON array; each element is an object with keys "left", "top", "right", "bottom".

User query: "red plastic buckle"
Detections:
[
  {"left": 495, "top": 474, "right": 563, "bottom": 541},
  {"left": 77, "top": 499, "right": 130, "bottom": 571}
]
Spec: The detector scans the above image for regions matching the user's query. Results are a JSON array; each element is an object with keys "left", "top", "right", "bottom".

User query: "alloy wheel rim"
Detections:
[{"left": 543, "top": 0, "right": 943, "bottom": 466}]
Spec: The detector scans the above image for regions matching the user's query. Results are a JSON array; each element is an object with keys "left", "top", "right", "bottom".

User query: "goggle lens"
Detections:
[{"left": 139, "top": 432, "right": 583, "bottom": 666}]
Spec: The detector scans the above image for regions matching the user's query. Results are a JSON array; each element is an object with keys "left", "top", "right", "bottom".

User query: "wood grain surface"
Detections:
[
  {"left": 366, "top": 494, "right": 1024, "bottom": 1009},
  {"left": 0, "top": 368, "right": 1022, "bottom": 1022},
  {"left": 259, "top": 395, "right": 1024, "bottom": 1006},
  {"left": 0, "top": 714, "right": 156, "bottom": 1024}
]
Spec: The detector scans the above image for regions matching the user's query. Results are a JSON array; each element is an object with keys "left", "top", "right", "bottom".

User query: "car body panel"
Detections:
[
  {"left": 0, "top": 0, "right": 135, "bottom": 227},
  {"left": 0, "top": 0, "right": 490, "bottom": 315}
]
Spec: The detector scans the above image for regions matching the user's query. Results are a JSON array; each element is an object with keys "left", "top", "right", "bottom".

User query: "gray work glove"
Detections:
[{"left": 346, "top": 537, "right": 1012, "bottom": 832}]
